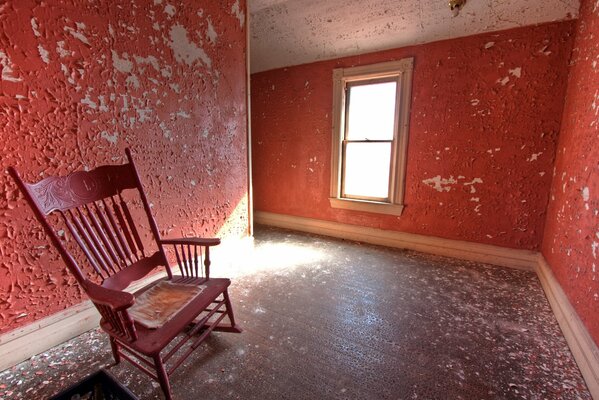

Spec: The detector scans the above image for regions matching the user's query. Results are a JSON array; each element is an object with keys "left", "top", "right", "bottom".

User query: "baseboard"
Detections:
[
  {"left": 536, "top": 256, "right": 599, "bottom": 399},
  {"left": 254, "top": 211, "right": 538, "bottom": 271},
  {"left": 0, "top": 272, "right": 166, "bottom": 372}
]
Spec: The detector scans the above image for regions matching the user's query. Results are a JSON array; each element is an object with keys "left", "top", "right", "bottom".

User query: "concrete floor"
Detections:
[{"left": 0, "top": 226, "right": 591, "bottom": 399}]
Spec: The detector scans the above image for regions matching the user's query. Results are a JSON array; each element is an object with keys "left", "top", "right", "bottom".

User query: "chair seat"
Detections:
[{"left": 100, "top": 276, "right": 230, "bottom": 355}]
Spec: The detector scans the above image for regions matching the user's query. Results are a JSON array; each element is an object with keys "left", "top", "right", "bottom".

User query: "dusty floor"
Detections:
[{"left": 0, "top": 226, "right": 591, "bottom": 399}]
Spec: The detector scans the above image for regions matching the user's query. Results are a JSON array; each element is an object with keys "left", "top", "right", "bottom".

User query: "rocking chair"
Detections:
[{"left": 8, "top": 149, "right": 241, "bottom": 400}]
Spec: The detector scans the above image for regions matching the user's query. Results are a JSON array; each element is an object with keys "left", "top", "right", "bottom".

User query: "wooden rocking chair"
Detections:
[{"left": 8, "top": 149, "right": 241, "bottom": 400}]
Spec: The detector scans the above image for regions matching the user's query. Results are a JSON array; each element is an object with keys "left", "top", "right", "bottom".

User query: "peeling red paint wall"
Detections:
[
  {"left": 252, "top": 22, "right": 574, "bottom": 251},
  {"left": 542, "top": 0, "right": 599, "bottom": 346},
  {"left": 0, "top": 0, "right": 248, "bottom": 334}
]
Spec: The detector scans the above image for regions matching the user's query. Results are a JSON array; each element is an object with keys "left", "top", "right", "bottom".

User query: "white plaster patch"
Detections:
[
  {"left": 164, "top": 4, "right": 176, "bottom": 17},
  {"left": 56, "top": 41, "right": 73, "bottom": 58},
  {"left": 207, "top": 20, "right": 218, "bottom": 44},
  {"left": 64, "top": 25, "right": 90, "bottom": 45},
  {"left": 509, "top": 67, "right": 522, "bottom": 78},
  {"left": 31, "top": 18, "right": 41, "bottom": 37},
  {"left": 527, "top": 152, "right": 542, "bottom": 162},
  {"left": 136, "top": 108, "right": 152, "bottom": 122},
  {"left": 176, "top": 110, "right": 191, "bottom": 118},
  {"left": 169, "top": 24, "right": 212, "bottom": 67},
  {"left": 0, "top": 51, "right": 22, "bottom": 82},
  {"left": 592, "top": 242, "right": 599, "bottom": 259},
  {"left": 422, "top": 175, "right": 458, "bottom": 192},
  {"left": 484, "top": 42, "right": 494, "bottom": 49},
  {"left": 81, "top": 94, "right": 97, "bottom": 109},
  {"left": 111, "top": 50, "right": 134, "bottom": 73},
  {"left": 463, "top": 178, "right": 483, "bottom": 194},
  {"left": 134, "top": 55, "right": 160, "bottom": 72},
  {"left": 232, "top": 0, "right": 245, "bottom": 28},
  {"left": 470, "top": 99, "right": 480, "bottom": 106},
  {"left": 125, "top": 75, "right": 140, "bottom": 89},
  {"left": 36, "top": 44, "right": 50, "bottom": 64},
  {"left": 498, "top": 76, "right": 510, "bottom": 86},
  {"left": 100, "top": 131, "right": 118, "bottom": 144},
  {"left": 582, "top": 187, "right": 590, "bottom": 202},
  {"left": 159, "top": 121, "right": 172, "bottom": 139}
]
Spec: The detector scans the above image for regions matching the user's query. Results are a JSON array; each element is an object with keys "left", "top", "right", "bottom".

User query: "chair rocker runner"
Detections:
[{"left": 8, "top": 148, "right": 242, "bottom": 400}]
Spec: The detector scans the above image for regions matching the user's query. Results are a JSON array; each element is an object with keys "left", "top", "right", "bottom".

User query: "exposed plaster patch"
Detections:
[
  {"left": 31, "top": 18, "right": 41, "bottom": 37},
  {"left": 484, "top": 42, "right": 495, "bottom": 49},
  {"left": 232, "top": 0, "right": 245, "bottom": 28},
  {"left": 164, "top": 4, "right": 176, "bottom": 17},
  {"left": 136, "top": 108, "right": 152, "bottom": 122},
  {"left": 126, "top": 75, "right": 141, "bottom": 88},
  {"left": 64, "top": 25, "right": 90, "bottom": 45},
  {"left": 582, "top": 187, "right": 590, "bottom": 202},
  {"left": 509, "top": 67, "right": 522, "bottom": 78},
  {"left": 80, "top": 94, "right": 97, "bottom": 109},
  {"left": 0, "top": 51, "right": 22, "bottom": 82},
  {"left": 100, "top": 131, "right": 118, "bottom": 144},
  {"left": 422, "top": 175, "right": 458, "bottom": 192},
  {"left": 470, "top": 99, "right": 480, "bottom": 106},
  {"left": 169, "top": 24, "right": 212, "bottom": 67},
  {"left": 527, "top": 152, "right": 542, "bottom": 162},
  {"left": 593, "top": 242, "right": 599, "bottom": 259},
  {"left": 56, "top": 41, "right": 73, "bottom": 58},
  {"left": 207, "top": 20, "right": 218, "bottom": 44},
  {"left": 498, "top": 76, "right": 510, "bottom": 86},
  {"left": 463, "top": 178, "right": 483, "bottom": 194},
  {"left": 111, "top": 50, "right": 134, "bottom": 73},
  {"left": 38, "top": 45, "right": 50, "bottom": 64},
  {"left": 133, "top": 55, "right": 160, "bottom": 72}
]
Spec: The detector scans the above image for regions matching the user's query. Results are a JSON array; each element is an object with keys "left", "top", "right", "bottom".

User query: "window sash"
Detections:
[{"left": 340, "top": 76, "right": 401, "bottom": 203}]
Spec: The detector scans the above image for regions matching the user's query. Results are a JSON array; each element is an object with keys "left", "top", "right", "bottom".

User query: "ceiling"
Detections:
[{"left": 249, "top": 0, "right": 580, "bottom": 73}]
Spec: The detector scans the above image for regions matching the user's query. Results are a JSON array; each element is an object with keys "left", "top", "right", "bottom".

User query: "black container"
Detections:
[{"left": 49, "top": 369, "right": 138, "bottom": 400}]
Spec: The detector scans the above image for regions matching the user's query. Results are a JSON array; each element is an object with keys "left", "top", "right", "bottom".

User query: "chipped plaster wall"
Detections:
[
  {"left": 542, "top": 0, "right": 599, "bottom": 346},
  {"left": 252, "top": 22, "right": 574, "bottom": 251},
  {"left": 0, "top": 0, "right": 248, "bottom": 334}
]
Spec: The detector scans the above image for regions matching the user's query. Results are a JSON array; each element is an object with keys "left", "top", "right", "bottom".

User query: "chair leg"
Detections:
[
  {"left": 153, "top": 354, "right": 172, "bottom": 400},
  {"left": 223, "top": 289, "right": 240, "bottom": 330},
  {"left": 109, "top": 337, "right": 121, "bottom": 365}
]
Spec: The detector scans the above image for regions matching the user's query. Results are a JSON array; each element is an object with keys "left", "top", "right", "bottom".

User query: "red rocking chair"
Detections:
[{"left": 8, "top": 149, "right": 241, "bottom": 400}]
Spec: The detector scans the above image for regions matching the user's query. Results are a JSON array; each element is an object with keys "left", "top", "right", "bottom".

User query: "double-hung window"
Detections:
[{"left": 329, "top": 58, "right": 413, "bottom": 216}]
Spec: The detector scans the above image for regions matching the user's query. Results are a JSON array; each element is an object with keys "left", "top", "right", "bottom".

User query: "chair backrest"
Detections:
[{"left": 8, "top": 149, "right": 169, "bottom": 289}]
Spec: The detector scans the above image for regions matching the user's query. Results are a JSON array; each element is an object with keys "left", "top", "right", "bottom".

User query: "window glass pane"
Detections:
[
  {"left": 343, "top": 142, "right": 391, "bottom": 200},
  {"left": 346, "top": 81, "right": 397, "bottom": 141}
]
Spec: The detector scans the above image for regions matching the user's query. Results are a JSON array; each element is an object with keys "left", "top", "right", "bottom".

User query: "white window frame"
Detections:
[{"left": 329, "top": 58, "right": 414, "bottom": 216}]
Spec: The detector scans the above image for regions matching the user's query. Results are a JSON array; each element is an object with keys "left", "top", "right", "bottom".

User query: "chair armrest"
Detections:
[
  {"left": 84, "top": 281, "right": 135, "bottom": 311},
  {"left": 160, "top": 237, "right": 221, "bottom": 247}
]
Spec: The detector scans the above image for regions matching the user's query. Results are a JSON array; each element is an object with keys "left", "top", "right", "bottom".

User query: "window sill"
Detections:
[{"left": 329, "top": 197, "right": 404, "bottom": 216}]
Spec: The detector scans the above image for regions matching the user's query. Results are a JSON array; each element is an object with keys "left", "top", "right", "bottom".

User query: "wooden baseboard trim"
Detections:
[
  {"left": 254, "top": 211, "right": 538, "bottom": 271},
  {"left": 0, "top": 272, "right": 166, "bottom": 372},
  {"left": 536, "top": 256, "right": 599, "bottom": 399}
]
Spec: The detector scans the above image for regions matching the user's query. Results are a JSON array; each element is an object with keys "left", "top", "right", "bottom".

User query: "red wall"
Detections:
[
  {"left": 252, "top": 22, "right": 574, "bottom": 251},
  {"left": 0, "top": 0, "right": 248, "bottom": 334},
  {"left": 542, "top": 0, "right": 599, "bottom": 346}
]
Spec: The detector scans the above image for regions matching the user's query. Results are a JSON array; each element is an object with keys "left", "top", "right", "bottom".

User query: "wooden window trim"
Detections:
[{"left": 330, "top": 58, "right": 414, "bottom": 217}]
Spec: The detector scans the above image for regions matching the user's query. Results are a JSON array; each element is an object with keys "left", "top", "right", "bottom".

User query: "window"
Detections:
[{"left": 330, "top": 58, "right": 414, "bottom": 216}]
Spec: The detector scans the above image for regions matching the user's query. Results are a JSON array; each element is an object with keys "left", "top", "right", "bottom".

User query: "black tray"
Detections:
[{"left": 49, "top": 369, "right": 138, "bottom": 400}]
